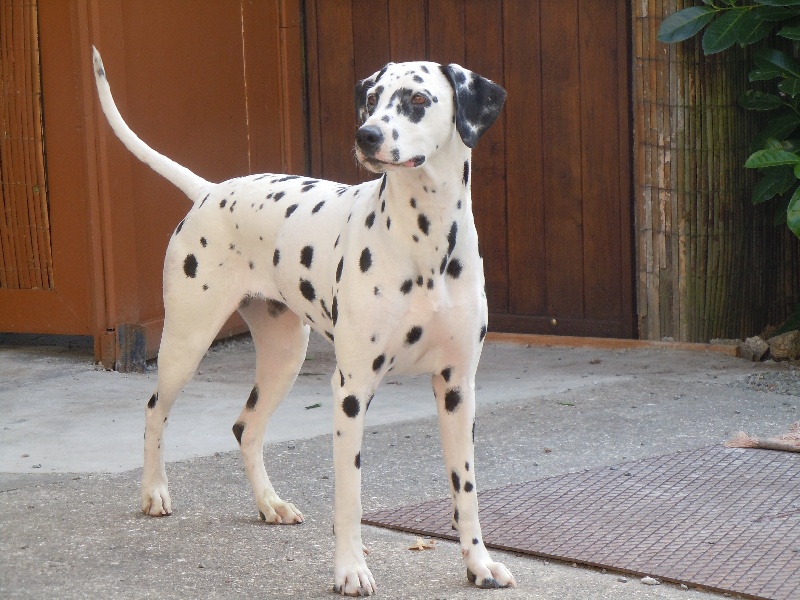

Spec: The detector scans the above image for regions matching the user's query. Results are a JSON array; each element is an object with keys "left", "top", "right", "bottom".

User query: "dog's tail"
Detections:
[{"left": 92, "top": 46, "right": 210, "bottom": 202}]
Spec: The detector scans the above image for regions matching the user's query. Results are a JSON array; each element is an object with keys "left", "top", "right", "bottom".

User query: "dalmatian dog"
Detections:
[{"left": 92, "top": 46, "right": 512, "bottom": 595}]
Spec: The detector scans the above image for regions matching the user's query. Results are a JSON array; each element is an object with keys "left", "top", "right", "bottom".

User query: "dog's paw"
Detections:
[
  {"left": 333, "top": 553, "right": 376, "bottom": 596},
  {"left": 466, "top": 562, "right": 516, "bottom": 589},
  {"left": 141, "top": 486, "right": 172, "bottom": 516},
  {"left": 256, "top": 490, "right": 304, "bottom": 524}
]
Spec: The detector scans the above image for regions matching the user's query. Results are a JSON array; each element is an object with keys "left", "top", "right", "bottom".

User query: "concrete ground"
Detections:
[{"left": 1, "top": 331, "right": 798, "bottom": 599}]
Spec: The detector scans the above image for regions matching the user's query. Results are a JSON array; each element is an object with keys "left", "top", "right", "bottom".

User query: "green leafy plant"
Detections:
[{"left": 659, "top": 0, "right": 800, "bottom": 239}]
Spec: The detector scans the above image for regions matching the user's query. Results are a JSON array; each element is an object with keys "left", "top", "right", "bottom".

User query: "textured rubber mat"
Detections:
[{"left": 362, "top": 446, "right": 800, "bottom": 600}]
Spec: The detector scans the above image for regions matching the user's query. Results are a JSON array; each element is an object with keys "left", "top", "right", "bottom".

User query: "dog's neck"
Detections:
[
  {"left": 381, "top": 144, "right": 472, "bottom": 230},
  {"left": 379, "top": 142, "right": 473, "bottom": 272}
]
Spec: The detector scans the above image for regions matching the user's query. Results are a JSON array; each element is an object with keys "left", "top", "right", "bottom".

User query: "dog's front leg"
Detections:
[
  {"left": 331, "top": 371, "right": 376, "bottom": 596},
  {"left": 433, "top": 370, "right": 516, "bottom": 589}
]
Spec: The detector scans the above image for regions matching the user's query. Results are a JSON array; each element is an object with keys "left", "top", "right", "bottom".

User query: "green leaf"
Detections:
[
  {"left": 739, "top": 90, "right": 784, "bottom": 110},
  {"left": 754, "top": 0, "right": 800, "bottom": 6},
  {"left": 749, "top": 66, "right": 784, "bottom": 81},
  {"left": 778, "top": 24, "right": 800, "bottom": 39},
  {"left": 745, "top": 148, "right": 800, "bottom": 168},
  {"left": 779, "top": 77, "right": 800, "bottom": 97},
  {"left": 658, "top": 7, "right": 717, "bottom": 43},
  {"left": 750, "top": 113, "right": 800, "bottom": 151},
  {"left": 737, "top": 11, "right": 772, "bottom": 44},
  {"left": 751, "top": 166, "right": 797, "bottom": 203},
  {"left": 787, "top": 186, "right": 800, "bottom": 238},
  {"left": 752, "top": 6, "right": 799, "bottom": 20},
  {"left": 703, "top": 8, "right": 748, "bottom": 54},
  {"left": 754, "top": 48, "right": 800, "bottom": 79}
]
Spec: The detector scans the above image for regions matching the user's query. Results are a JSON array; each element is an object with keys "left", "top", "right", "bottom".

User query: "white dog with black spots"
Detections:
[{"left": 92, "top": 46, "right": 513, "bottom": 596}]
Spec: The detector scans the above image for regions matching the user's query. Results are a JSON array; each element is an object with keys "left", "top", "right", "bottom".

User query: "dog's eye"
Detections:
[
  {"left": 411, "top": 93, "right": 428, "bottom": 105},
  {"left": 367, "top": 94, "right": 378, "bottom": 107}
]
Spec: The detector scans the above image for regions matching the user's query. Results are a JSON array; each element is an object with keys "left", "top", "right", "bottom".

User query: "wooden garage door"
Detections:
[{"left": 305, "top": 0, "right": 634, "bottom": 338}]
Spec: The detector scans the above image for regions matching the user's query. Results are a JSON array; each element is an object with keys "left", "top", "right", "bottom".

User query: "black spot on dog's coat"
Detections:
[
  {"left": 405, "top": 326, "right": 423, "bottom": 345},
  {"left": 285, "top": 204, "right": 298, "bottom": 218},
  {"left": 332, "top": 296, "right": 338, "bottom": 325},
  {"left": 300, "top": 246, "right": 314, "bottom": 268},
  {"left": 300, "top": 279, "right": 316, "bottom": 301},
  {"left": 200, "top": 237, "right": 207, "bottom": 247},
  {"left": 148, "top": 393, "right": 158, "bottom": 409},
  {"left": 463, "top": 161, "right": 470, "bottom": 186},
  {"left": 175, "top": 218, "right": 185, "bottom": 234},
  {"left": 312, "top": 201, "right": 325, "bottom": 214},
  {"left": 246, "top": 385, "right": 259, "bottom": 410},
  {"left": 372, "top": 354, "right": 385, "bottom": 372},
  {"left": 441, "top": 367, "right": 452, "bottom": 382},
  {"left": 447, "top": 222, "right": 458, "bottom": 255},
  {"left": 354, "top": 452, "right": 361, "bottom": 469},
  {"left": 219, "top": 199, "right": 227, "bottom": 209},
  {"left": 232, "top": 422, "right": 245, "bottom": 444},
  {"left": 400, "top": 279, "right": 413, "bottom": 294},
  {"left": 446, "top": 259, "right": 463, "bottom": 279},
  {"left": 273, "top": 191, "right": 285, "bottom": 201},
  {"left": 266, "top": 300, "right": 288, "bottom": 317},
  {"left": 451, "top": 470, "right": 461, "bottom": 493},
  {"left": 342, "top": 395, "right": 360, "bottom": 418},
  {"left": 183, "top": 254, "right": 198, "bottom": 278},
  {"left": 445, "top": 388, "right": 462, "bottom": 412},
  {"left": 336, "top": 258, "right": 344, "bottom": 283},
  {"left": 479, "top": 324, "right": 487, "bottom": 342},
  {"left": 365, "top": 212, "right": 376, "bottom": 228},
  {"left": 464, "top": 481, "right": 474, "bottom": 492},
  {"left": 273, "top": 249, "right": 281, "bottom": 266},
  {"left": 418, "top": 214, "right": 430, "bottom": 235},
  {"left": 360, "top": 248, "right": 372, "bottom": 272}
]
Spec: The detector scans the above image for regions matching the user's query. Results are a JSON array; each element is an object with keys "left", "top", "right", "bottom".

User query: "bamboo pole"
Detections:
[{"left": 633, "top": 0, "right": 800, "bottom": 341}]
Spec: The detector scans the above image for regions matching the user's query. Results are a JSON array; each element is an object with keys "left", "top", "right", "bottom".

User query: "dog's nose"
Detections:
[{"left": 355, "top": 125, "right": 384, "bottom": 155}]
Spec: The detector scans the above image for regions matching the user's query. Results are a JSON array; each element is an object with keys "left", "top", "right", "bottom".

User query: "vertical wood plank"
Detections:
[
  {"left": 579, "top": 0, "right": 623, "bottom": 323},
  {"left": 505, "top": 0, "right": 546, "bottom": 316},
  {"left": 541, "top": 0, "right": 584, "bottom": 319},
  {"left": 352, "top": 0, "right": 390, "bottom": 79},
  {"left": 465, "top": 0, "right": 508, "bottom": 313},
  {"left": 388, "top": 0, "right": 426, "bottom": 62},
  {"left": 242, "top": 0, "right": 283, "bottom": 172},
  {"left": 312, "top": 0, "right": 358, "bottom": 183},
  {"left": 427, "top": 0, "right": 465, "bottom": 66}
]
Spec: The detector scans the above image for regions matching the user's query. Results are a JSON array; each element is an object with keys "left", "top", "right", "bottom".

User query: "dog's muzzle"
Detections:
[
  {"left": 355, "top": 125, "right": 384, "bottom": 157},
  {"left": 355, "top": 124, "right": 425, "bottom": 170}
]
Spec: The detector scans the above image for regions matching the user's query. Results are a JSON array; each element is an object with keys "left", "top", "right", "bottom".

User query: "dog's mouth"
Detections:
[{"left": 360, "top": 154, "right": 426, "bottom": 170}]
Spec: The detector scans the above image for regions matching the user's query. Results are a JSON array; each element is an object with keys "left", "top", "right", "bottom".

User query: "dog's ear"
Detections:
[
  {"left": 441, "top": 64, "right": 507, "bottom": 149},
  {"left": 355, "top": 64, "right": 392, "bottom": 125}
]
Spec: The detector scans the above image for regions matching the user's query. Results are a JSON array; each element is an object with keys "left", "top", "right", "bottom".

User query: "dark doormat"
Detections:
[{"left": 362, "top": 446, "right": 800, "bottom": 600}]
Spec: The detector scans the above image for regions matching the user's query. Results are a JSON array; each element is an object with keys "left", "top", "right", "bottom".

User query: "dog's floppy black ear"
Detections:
[{"left": 441, "top": 64, "right": 507, "bottom": 149}]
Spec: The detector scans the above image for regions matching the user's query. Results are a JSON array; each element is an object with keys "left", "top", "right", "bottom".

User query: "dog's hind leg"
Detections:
[
  {"left": 234, "top": 299, "right": 308, "bottom": 524},
  {"left": 142, "top": 287, "right": 241, "bottom": 516}
]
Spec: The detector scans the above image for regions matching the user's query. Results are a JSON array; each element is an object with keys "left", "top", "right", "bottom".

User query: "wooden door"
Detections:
[{"left": 305, "top": 0, "right": 634, "bottom": 338}]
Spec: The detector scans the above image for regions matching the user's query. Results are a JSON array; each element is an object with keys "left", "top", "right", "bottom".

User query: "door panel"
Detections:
[{"left": 305, "top": 0, "right": 634, "bottom": 338}]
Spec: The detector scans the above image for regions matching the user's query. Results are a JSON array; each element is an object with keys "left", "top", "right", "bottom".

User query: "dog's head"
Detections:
[{"left": 354, "top": 62, "right": 506, "bottom": 173}]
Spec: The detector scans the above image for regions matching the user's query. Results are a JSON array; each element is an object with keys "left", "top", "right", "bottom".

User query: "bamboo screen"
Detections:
[
  {"left": 0, "top": 0, "right": 52, "bottom": 290},
  {"left": 634, "top": 0, "right": 800, "bottom": 342}
]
